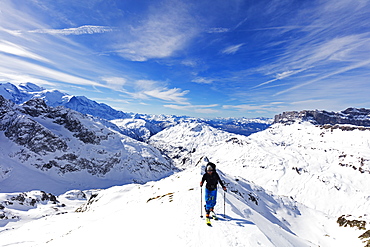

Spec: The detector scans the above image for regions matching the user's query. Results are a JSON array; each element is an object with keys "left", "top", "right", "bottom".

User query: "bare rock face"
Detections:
[{"left": 274, "top": 108, "right": 370, "bottom": 127}]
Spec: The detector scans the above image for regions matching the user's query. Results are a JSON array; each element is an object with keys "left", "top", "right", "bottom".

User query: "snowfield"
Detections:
[
  {"left": 1, "top": 165, "right": 363, "bottom": 247},
  {"left": 1, "top": 86, "right": 370, "bottom": 246},
  {"left": 150, "top": 121, "right": 370, "bottom": 217}
]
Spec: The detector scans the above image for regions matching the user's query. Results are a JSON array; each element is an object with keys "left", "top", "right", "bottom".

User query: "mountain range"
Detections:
[
  {"left": 0, "top": 82, "right": 370, "bottom": 246},
  {"left": 0, "top": 82, "right": 273, "bottom": 141}
]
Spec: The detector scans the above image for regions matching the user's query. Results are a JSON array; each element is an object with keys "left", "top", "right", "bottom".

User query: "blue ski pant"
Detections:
[{"left": 205, "top": 188, "right": 217, "bottom": 211}]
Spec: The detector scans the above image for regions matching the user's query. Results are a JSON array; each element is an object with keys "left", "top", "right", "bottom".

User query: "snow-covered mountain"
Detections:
[
  {"left": 0, "top": 82, "right": 273, "bottom": 141},
  {"left": 148, "top": 119, "right": 370, "bottom": 245},
  {"left": 0, "top": 82, "right": 130, "bottom": 120},
  {"left": 0, "top": 95, "right": 176, "bottom": 194},
  {"left": 111, "top": 118, "right": 162, "bottom": 142},
  {"left": 204, "top": 117, "right": 272, "bottom": 136},
  {"left": 275, "top": 108, "right": 370, "bottom": 126},
  {"left": 150, "top": 119, "right": 370, "bottom": 215},
  {"left": 1, "top": 112, "right": 370, "bottom": 245},
  {"left": 1, "top": 81, "right": 370, "bottom": 246}
]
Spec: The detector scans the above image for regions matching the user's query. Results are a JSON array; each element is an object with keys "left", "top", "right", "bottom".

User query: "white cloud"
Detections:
[
  {"left": 221, "top": 43, "right": 244, "bottom": 55},
  {"left": 144, "top": 88, "right": 189, "bottom": 105},
  {"left": 276, "top": 71, "right": 295, "bottom": 80},
  {"left": 0, "top": 27, "right": 22, "bottom": 36},
  {"left": 192, "top": 77, "right": 214, "bottom": 84},
  {"left": 29, "top": 25, "right": 115, "bottom": 35},
  {"left": 115, "top": 1, "right": 199, "bottom": 61},
  {"left": 101, "top": 78, "right": 190, "bottom": 105},
  {"left": 290, "top": 99, "right": 323, "bottom": 105},
  {"left": 222, "top": 103, "right": 283, "bottom": 112},
  {"left": 101, "top": 77, "right": 127, "bottom": 91},
  {"left": 275, "top": 59, "right": 370, "bottom": 96},
  {"left": 251, "top": 1, "right": 370, "bottom": 99},
  {"left": 0, "top": 41, "right": 50, "bottom": 62},
  {"left": 207, "top": 27, "right": 230, "bottom": 33},
  {"left": 164, "top": 103, "right": 219, "bottom": 114},
  {"left": 181, "top": 59, "right": 198, "bottom": 67},
  {"left": 252, "top": 68, "right": 309, "bottom": 89},
  {"left": 0, "top": 53, "right": 101, "bottom": 87}
]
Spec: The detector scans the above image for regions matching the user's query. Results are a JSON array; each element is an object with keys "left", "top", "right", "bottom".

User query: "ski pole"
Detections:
[
  {"left": 201, "top": 188, "right": 204, "bottom": 218},
  {"left": 224, "top": 190, "right": 226, "bottom": 218}
]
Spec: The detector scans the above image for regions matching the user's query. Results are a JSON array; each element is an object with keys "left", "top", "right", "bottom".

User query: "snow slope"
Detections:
[
  {"left": 1, "top": 121, "right": 370, "bottom": 246},
  {"left": 1, "top": 82, "right": 369, "bottom": 245},
  {"left": 111, "top": 118, "right": 162, "bottom": 142},
  {"left": 149, "top": 121, "right": 370, "bottom": 245},
  {"left": 150, "top": 121, "right": 370, "bottom": 215},
  {"left": 1, "top": 163, "right": 363, "bottom": 247}
]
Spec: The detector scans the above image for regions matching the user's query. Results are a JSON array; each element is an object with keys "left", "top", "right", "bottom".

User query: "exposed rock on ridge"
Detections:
[{"left": 274, "top": 108, "right": 370, "bottom": 127}]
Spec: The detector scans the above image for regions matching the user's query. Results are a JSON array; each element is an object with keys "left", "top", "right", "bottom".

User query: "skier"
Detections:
[{"left": 200, "top": 162, "right": 227, "bottom": 219}]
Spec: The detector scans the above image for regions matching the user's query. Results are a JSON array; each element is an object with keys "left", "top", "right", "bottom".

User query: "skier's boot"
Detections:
[{"left": 205, "top": 209, "right": 210, "bottom": 218}]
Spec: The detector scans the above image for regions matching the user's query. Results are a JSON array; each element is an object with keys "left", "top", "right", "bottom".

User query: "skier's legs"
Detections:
[
  {"left": 205, "top": 188, "right": 217, "bottom": 211},
  {"left": 209, "top": 189, "right": 217, "bottom": 209}
]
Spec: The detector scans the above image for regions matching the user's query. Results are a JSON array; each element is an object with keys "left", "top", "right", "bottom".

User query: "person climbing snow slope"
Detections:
[{"left": 200, "top": 162, "right": 227, "bottom": 220}]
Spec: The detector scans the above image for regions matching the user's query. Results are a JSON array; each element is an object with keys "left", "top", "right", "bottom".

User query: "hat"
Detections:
[{"left": 206, "top": 165, "right": 213, "bottom": 171}]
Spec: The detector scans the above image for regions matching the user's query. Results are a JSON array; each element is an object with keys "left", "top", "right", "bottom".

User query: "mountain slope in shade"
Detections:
[{"left": 0, "top": 95, "right": 176, "bottom": 194}]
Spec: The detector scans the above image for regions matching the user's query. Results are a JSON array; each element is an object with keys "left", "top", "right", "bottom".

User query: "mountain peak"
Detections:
[{"left": 19, "top": 82, "right": 44, "bottom": 92}]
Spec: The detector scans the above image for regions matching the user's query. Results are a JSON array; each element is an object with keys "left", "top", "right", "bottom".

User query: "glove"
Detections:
[
  {"left": 200, "top": 181, "right": 203, "bottom": 187},
  {"left": 222, "top": 186, "right": 227, "bottom": 192}
]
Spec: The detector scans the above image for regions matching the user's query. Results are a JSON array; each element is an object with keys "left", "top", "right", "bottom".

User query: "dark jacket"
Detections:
[{"left": 201, "top": 171, "right": 224, "bottom": 191}]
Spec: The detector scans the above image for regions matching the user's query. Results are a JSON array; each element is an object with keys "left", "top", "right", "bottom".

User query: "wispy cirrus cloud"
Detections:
[
  {"left": 192, "top": 77, "right": 214, "bottom": 84},
  {"left": 252, "top": 68, "right": 309, "bottom": 89},
  {"left": 221, "top": 43, "right": 244, "bottom": 55},
  {"left": 164, "top": 104, "right": 219, "bottom": 114},
  {"left": 275, "top": 58, "right": 370, "bottom": 96},
  {"left": 207, "top": 27, "right": 230, "bottom": 33},
  {"left": 117, "top": 79, "right": 190, "bottom": 105},
  {"left": 0, "top": 41, "right": 50, "bottom": 62},
  {"left": 114, "top": 1, "right": 200, "bottom": 61},
  {"left": 223, "top": 103, "right": 278, "bottom": 112},
  {"left": 144, "top": 88, "right": 189, "bottom": 104},
  {"left": 0, "top": 53, "right": 101, "bottom": 87},
  {"left": 29, "top": 25, "right": 116, "bottom": 35},
  {"left": 251, "top": 0, "right": 370, "bottom": 99},
  {"left": 101, "top": 77, "right": 128, "bottom": 91}
]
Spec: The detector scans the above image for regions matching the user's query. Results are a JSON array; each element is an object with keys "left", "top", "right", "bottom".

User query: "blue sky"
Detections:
[{"left": 1, "top": 0, "right": 370, "bottom": 118}]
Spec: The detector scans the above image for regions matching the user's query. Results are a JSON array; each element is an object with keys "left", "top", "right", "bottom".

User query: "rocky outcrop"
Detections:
[
  {"left": 0, "top": 191, "right": 61, "bottom": 220},
  {"left": 0, "top": 95, "right": 175, "bottom": 181},
  {"left": 274, "top": 108, "right": 370, "bottom": 127}
]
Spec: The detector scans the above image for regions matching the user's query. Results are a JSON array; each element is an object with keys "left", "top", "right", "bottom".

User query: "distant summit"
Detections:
[
  {"left": 274, "top": 108, "right": 370, "bottom": 127},
  {"left": 0, "top": 82, "right": 130, "bottom": 120}
]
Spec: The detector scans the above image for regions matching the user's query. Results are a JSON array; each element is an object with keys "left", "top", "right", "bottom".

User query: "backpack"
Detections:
[{"left": 204, "top": 162, "right": 216, "bottom": 173}]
